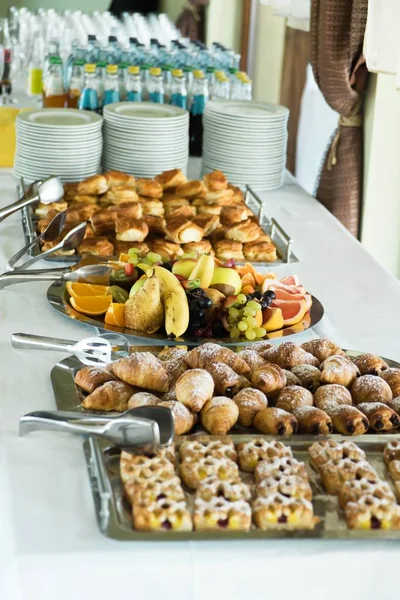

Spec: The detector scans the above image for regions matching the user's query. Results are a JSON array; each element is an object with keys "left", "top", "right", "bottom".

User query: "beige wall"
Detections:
[
  {"left": 161, "top": 0, "right": 182, "bottom": 23},
  {"left": 206, "top": 0, "right": 242, "bottom": 52}
]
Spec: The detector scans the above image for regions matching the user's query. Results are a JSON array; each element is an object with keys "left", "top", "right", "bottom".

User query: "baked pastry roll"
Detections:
[
  {"left": 351, "top": 374, "right": 393, "bottom": 405},
  {"left": 104, "top": 170, "right": 136, "bottom": 188},
  {"left": 176, "top": 180, "right": 207, "bottom": 198},
  {"left": 113, "top": 201, "right": 143, "bottom": 220},
  {"left": 77, "top": 174, "right": 108, "bottom": 195},
  {"left": 292, "top": 406, "right": 333, "bottom": 435},
  {"left": 232, "top": 388, "right": 268, "bottom": 427},
  {"left": 126, "top": 476, "right": 184, "bottom": 506},
  {"left": 388, "top": 460, "right": 400, "bottom": 482},
  {"left": 135, "top": 178, "right": 163, "bottom": 198},
  {"left": 74, "top": 366, "right": 116, "bottom": 393},
  {"left": 203, "top": 170, "right": 228, "bottom": 191},
  {"left": 322, "top": 403, "right": 369, "bottom": 435},
  {"left": 78, "top": 237, "right": 114, "bottom": 256},
  {"left": 389, "top": 396, "right": 400, "bottom": 415},
  {"left": 237, "top": 349, "right": 266, "bottom": 371},
  {"left": 379, "top": 368, "right": 400, "bottom": 397},
  {"left": 165, "top": 216, "right": 204, "bottom": 244},
  {"left": 63, "top": 181, "right": 79, "bottom": 198},
  {"left": 237, "top": 439, "right": 292, "bottom": 472},
  {"left": 193, "top": 497, "right": 251, "bottom": 532},
  {"left": 252, "top": 494, "right": 317, "bottom": 530},
  {"left": 254, "top": 457, "right": 308, "bottom": 483},
  {"left": 179, "top": 438, "right": 237, "bottom": 463},
  {"left": 251, "top": 363, "right": 287, "bottom": 397},
  {"left": 313, "top": 384, "right": 352, "bottom": 409},
  {"left": 127, "top": 392, "right": 161, "bottom": 409},
  {"left": 156, "top": 168, "right": 187, "bottom": 190},
  {"left": 72, "top": 194, "right": 99, "bottom": 205},
  {"left": 114, "top": 241, "right": 149, "bottom": 255},
  {"left": 133, "top": 500, "right": 193, "bottom": 532},
  {"left": 167, "top": 205, "right": 197, "bottom": 219},
  {"left": 320, "top": 354, "right": 360, "bottom": 386},
  {"left": 179, "top": 456, "right": 239, "bottom": 490},
  {"left": 138, "top": 215, "right": 165, "bottom": 236},
  {"left": 184, "top": 343, "right": 250, "bottom": 375},
  {"left": 253, "top": 407, "right": 298, "bottom": 436},
  {"left": 182, "top": 240, "right": 214, "bottom": 256},
  {"left": 220, "top": 205, "right": 248, "bottom": 225},
  {"left": 157, "top": 346, "right": 188, "bottom": 362},
  {"left": 106, "top": 186, "right": 139, "bottom": 204},
  {"left": 384, "top": 440, "right": 400, "bottom": 466},
  {"left": 300, "top": 339, "right": 346, "bottom": 363},
  {"left": 351, "top": 353, "right": 389, "bottom": 376},
  {"left": 120, "top": 452, "right": 175, "bottom": 486},
  {"left": 198, "top": 203, "right": 222, "bottom": 216},
  {"left": 64, "top": 204, "right": 97, "bottom": 223},
  {"left": 81, "top": 380, "right": 135, "bottom": 411},
  {"left": 225, "top": 220, "right": 261, "bottom": 243},
  {"left": 206, "top": 362, "right": 251, "bottom": 396},
  {"left": 345, "top": 495, "right": 400, "bottom": 530},
  {"left": 276, "top": 385, "right": 314, "bottom": 413},
  {"left": 162, "top": 357, "right": 188, "bottom": 386},
  {"left": 115, "top": 217, "right": 149, "bottom": 242},
  {"left": 158, "top": 400, "right": 197, "bottom": 435},
  {"left": 356, "top": 402, "right": 400, "bottom": 431},
  {"left": 261, "top": 342, "right": 319, "bottom": 369},
  {"left": 243, "top": 240, "right": 278, "bottom": 262},
  {"left": 256, "top": 474, "right": 312, "bottom": 502},
  {"left": 192, "top": 214, "right": 220, "bottom": 236},
  {"left": 201, "top": 397, "right": 239, "bottom": 435},
  {"left": 139, "top": 198, "right": 165, "bottom": 218},
  {"left": 175, "top": 368, "right": 214, "bottom": 412},
  {"left": 338, "top": 479, "right": 395, "bottom": 510},
  {"left": 319, "top": 457, "right": 378, "bottom": 495},
  {"left": 283, "top": 370, "right": 302, "bottom": 386},
  {"left": 250, "top": 340, "right": 273, "bottom": 354},
  {"left": 196, "top": 477, "right": 250, "bottom": 504},
  {"left": 35, "top": 203, "right": 68, "bottom": 219},
  {"left": 111, "top": 353, "right": 169, "bottom": 392},
  {"left": 149, "top": 238, "right": 184, "bottom": 260},
  {"left": 213, "top": 239, "right": 245, "bottom": 261},
  {"left": 291, "top": 365, "right": 321, "bottom": 392}
]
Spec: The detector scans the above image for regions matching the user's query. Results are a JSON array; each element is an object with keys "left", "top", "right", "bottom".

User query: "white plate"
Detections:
[
  {"left": 205, "top": 100, "right": 289, "bottom": 119},
  {"left": 17, "top": 108, "right": 102, "bottom": 128},
  {"left": 104, "top": 102, "right": 187, "bottom": 120}
]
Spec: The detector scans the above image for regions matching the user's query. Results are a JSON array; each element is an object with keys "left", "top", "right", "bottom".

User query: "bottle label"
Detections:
[
  {"left": 79, "top": 88, "right": 99, "bottom": 111},
  {"left": 103, "top": 89, "right": 120, "bottom": 106},
  {"left": 149, "top": 92, "right": 164, "bottom": 104},
  {"left": 127, "top": 91, "right": 142, "bottom": 102},
  {"left": 191, "top": 95, "right": 205, "bottom": 116},
  {"left": 170, "top": 93, "right": 187, "bottom": 110}
]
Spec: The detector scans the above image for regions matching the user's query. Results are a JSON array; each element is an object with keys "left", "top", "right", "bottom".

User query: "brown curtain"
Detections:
[
  {"left": 176, "top": 0, "right": 209, "bottom": 41},
  {"left": 310, "top": 0, "right": 368, "bottom": 237}
]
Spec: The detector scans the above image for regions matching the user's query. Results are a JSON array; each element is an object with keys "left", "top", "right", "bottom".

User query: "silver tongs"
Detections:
[
  {"left": 0, "top": 263, "right": 112, "bottom": 290},
  {"left": 0, "top": 176, "right": 64, "bottom": 223},
  {"left": 20, "top": 406, "right": 175, "bottom": 453}
]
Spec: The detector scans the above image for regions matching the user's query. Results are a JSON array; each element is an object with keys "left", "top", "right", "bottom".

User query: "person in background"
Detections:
[
  {"left": 109, "top": 0, "right": 160, "bottom": 18},
  {"left": 176, "top": 0, "right": 209, "bottom": 41}
]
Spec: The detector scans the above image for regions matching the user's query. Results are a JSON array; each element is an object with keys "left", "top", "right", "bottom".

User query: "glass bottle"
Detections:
[
  {"left": 206, "top": 66, "right": 216, "bottom": 98},
  {"left": 44, "top": 40, "right": 61, "bottom": 78},
  {"left": 103, "top": 64, "right": 120, "bottom": 108},
  {"left": 213, "top": 73, "right": 230, "bottom": 100},
  {"left": 189, "top": 70, "right": 209, "bottom": 157},
  {"left": 27, "top": 37, "right": 43, "bottom": 101},
  {"left": 78, "top": 63, "right": 100, "bottom": 112},
  {"left": 162, "top": 64, "right": 173, "bottom": 103},
  {"left": 43, "top": 56, "right": 66, "bottom": 108},
  {"left": 106, "top": 35, "right": 120, "bottom": 66},
  {"left": 118, "top": 63, "right": 127, "bottom": 101},
  {"left": 140, "top": 63, "right": 151, "bottom": 101},
  {"left": 67, "top": 59, "right": 85, "bottom": 108},
  {"left": 169, "top": 69, "right": 187, "bottom": 110},
  {"left": 148, "top": 67, "right": 164, "bottom": 104},
  {"left": 126, "top": 66, "right": 142, "bottom": 102},
  {"left": 96, "top": 60, "right": 107, "bottom": 105}
]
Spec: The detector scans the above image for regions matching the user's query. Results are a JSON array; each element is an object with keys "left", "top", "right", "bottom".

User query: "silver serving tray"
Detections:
[
  {"left": 47, "top": 282, "right": 324, "bottom": 347},
  {"left": 83, "top": 435, "right": 400, "bottom": 541},
  {"left": 20, "top": 185, "right": 299, "bottom": 266}
]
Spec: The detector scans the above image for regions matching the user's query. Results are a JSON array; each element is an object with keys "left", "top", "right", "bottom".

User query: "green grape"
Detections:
[
  {"left": 246, "top": 300, "right": 260, "bottom": 312},
  {"left": 242, "top": 307, "right": 252, "bottom": 317},
  {"left": 246, "top": 316, "right": 258, "bottom": 328},
  {"left": 230, "top": 326, "right": 240, "bottom": 338},
  {"left": 237, "top": 293, "right": 247, "bottom": 305},
  {"left": 237, "top": 320, "right": 248, "bottom": 332},
  {"left": 128, "top": 247, "right": 141, "bottom": 256},
  {"left": 254, "top": 327, "right": 267, "bottom": 338},
  {"left": 128, "top": 255, "right": 139, "bottom": 266},
  {"left": 245, "top": 329, "right": 256, "bottom": 340},
  {"left": 228, "top": 307, "right": 240, "bottom": 320},
  {"left": 253, "top": 303, "right": 262, "bottom": 313},
  {"left": 181, "top": 251, "right": 197, "bottom": 259},
  {"left": 147, "top": 252, "right": 163, "bottom": 264}
]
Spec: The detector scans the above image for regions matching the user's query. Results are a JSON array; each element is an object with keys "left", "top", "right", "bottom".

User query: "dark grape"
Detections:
[
  {"left": 212, "top": 320, "right": 227, "bottom": 336},
  {"left": 246, "top": 294, "right": 253, "bottom": 302},
  {"left": 198, "top": 296, "right": 213, "bottom": 309},
  {"left": 260, "top": 300, "right": 269, "bottom": 310},
  {"left": 197, "top": 309, "right": 206, "bottom": 321},
  {"left": 202, "top": 328, "right": 213, "bottom": 338},
  {"left": 264, "top": 290, "right": 276, "bottom": 299},
  {"left": 194, "top": 329, "right": 204, "bottom": 338},
  {"left": 191, "top": 288, "right": 206, "bottom": 297},
  {"left": 191, "top": 320, "right": 201, "bottom": 329},
  {"left": 252, "top": 291, "right": 262, "bottom": 300},
  {"left": 162, "top": 262, "right": 173, "bottom": 272}
]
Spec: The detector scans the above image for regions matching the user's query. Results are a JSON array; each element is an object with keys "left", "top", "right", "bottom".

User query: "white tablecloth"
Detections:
[{"left": 1, "top": 166, "right": 400, "bottom": 600}]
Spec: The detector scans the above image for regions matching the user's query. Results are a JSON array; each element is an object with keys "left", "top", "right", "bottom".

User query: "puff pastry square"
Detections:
[
  {"left": 193, "top": 497, "right": 251, "bottom": 532},
  {"left": 252, "top": 494, "right": 317, "bottom": 530},
  {"left": 237, "top": 439, "right": 293, "bottom": 473},
  {"left": 179, "top": 456, "right": 239, "bottom": 490}
]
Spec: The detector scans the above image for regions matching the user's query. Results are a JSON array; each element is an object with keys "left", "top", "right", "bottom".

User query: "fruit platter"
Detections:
[{"left": 48, "top": 250, "right": 324, "bottom": 345}]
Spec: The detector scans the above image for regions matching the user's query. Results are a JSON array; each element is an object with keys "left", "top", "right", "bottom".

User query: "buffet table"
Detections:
[{"left": 1, "top": 165, "right": 400, "bottom": 600}]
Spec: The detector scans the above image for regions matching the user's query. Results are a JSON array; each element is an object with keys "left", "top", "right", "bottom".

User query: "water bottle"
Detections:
[
  {"left": 64, "top": 39, "right": 77, "bottom": 89},
  {"left": 96, "top": 60, "right": 107, "bottom": 105},
  {"left": 183, "top": 66, "right": 194, "bottom": 97},
  {"left": 106, "top": 35, "right": 120, "bottom": 66},
  {"left": 44, "top": 40, "right": 61, "bottom": 76},
  {"left": 79, "top": 63, "right": 100, "bottom": 112},
  {"left": 206, "top": 66, "right": 216, "bottom": 98},
  {"left": 162, "top": 64, "right": 173, "bottom": 103},
  {"left": 67, "top": 59, "right": 85, "bottom": 108},
  {"left": 213, "top": 72, "right": 230, "bottom": 100},
  {"left": 240, "top": 74, "right": 253, "bottom": 101},
  {"left": 43, "top": 56, "right": 66, "bottom": 108},
  {"left": 118, "top": 63, "right": 127, "bottom": 101},
  {"left": 189, "top": 70, "right": 208, "bottom": 157},
  {"left": 126, "top": 66, "right": 142, "bottom": 102},
  {"left": 86, "top": 34, "right": 99, "bottom": 64},
  {"left": 169, "top": 69, "right": 187, "bottom": 109},
  {"left": 148, "top": 67, "right": 164, "bottom": 104},
  {"left": 27, "top": 37, "right": 43, "bottom": 101},
  {"left": 140, "top": 63, "right": 151, "bottom": 100},
  {"left": 103, "top": 64, "right": 120, "bottom": 108},
  {"left": 149, "top": 38, "right": 161, "bottom": 65}
]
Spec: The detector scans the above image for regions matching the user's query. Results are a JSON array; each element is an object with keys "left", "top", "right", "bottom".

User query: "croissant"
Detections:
[
  {"left": 389, "top": 397, "right": 400, "bottom": 415},
  {"left": 184, "top": 343, "right": 250, "bottom": 375},
  {"left": 300, "top": 339, "right": 346, "bottom": 362},
  {"left": 351, "top": 353, "right": 389, "bottom": 376},
  {"left": 206, "top": 362, "right": 251, "bottom": 396},
  {"left": 356, "top": 402, "right": 400, "bottom": 431},
  {"left": 163, "top": 358, "right": 188, "bottom": 386},
  {"left": 175, "top": 369, "right": 214, "bottom": 412},
  {"left": 250, "top": 341, "right": 273, "bottom": 354},
  {"left": 201, "top": 397, "right": 239, "bottom": 435},
  {"left": 351, "top": 374, "right": 393, "bottom": 405},
  {"left": 261, "top": 342, "right": 319, "bottom": 369},
  {"left": 320, "top": 355, "right": 360, "bottom": 387},
  {"left": 251, "top": 363, "right": 286, "bottom": 397},
  {"left": 157, "top": 346, "right": 188, "bottom": 362},
  {"left": 283, "top": 369, "right": 302, "bottom": 387},
  {"left": 237, "top": 349, "right": 266, "bottom": 370},
  {"left": 275, "top": 385, "right": 314, "bottom": 413},
  {"left": 313, "top": 384, "right": 353, "bottom": 409},
  {"left": 292, "top": 406, "right": 333, "bottom": 435},
  {"left": 82, "top": 381, "right": 135, "bottom": 411},
  {"left": 158, "top": 400, "right": 197, "bottom": 435},
  {"left": 253, "top": 407, "right": 298, "bottom": 436},
  {"left": 111, "top": 353, "right": 169, "bottom": 392},
  {"left": 74, "top": 366, "right": 116, "bottom": 394},
  {"left": 128, "top": 392, "right": 161, "bottom": 409},
  {"left": 291, "top": 365, "right": 321, "bottom": 392},
  {"left": 232, "top": 388, "right": 268, "bottom": 427},
  {"left": 322, "top": 404, "right": 369, "bottom": 436},
  {"left": 165, "top": 216, "right": 204, "bottom": 244},
  {"left": 379, "top": 369, "right": 400, "bottom": 397}
]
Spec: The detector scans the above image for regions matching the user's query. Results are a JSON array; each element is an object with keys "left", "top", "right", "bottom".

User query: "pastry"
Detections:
[
  {"left": 320, "top": 355, "right": 360, "bottom": 386},
  {"left": 74, "top": 366, "right": 116, "bottom": 394},
  {"left": 175, "top": 368, "right": 214, "bottom": 412},
  {"left": 148, "top": 238, "right": 184, "bottom": 260},
  {"left": 254, "top": 457, "right": 308, "bottom": 483},
  {"left": 142, "top": 215, "right": 166, "bottom": 235},
  {"left": 345, "top": 496, "right": 400, "bottom": 530},
  {"left": 282, "top": 370, "right": 302, "bottom": 386},
  {"left": 111, "top": 353, "right": 169, "bottom": 392},
  {"left": 237, "top": 349, "right": 266, "bottom": 371},
  {"left": 81, "top": 380, "right": 135, "bottom": 411},
  {"left": 65, "top": 204, "right": 98, "bottom": 223},
  {"left": 192, "top": 214, "right": 220, "bottom": 235},
  {"left": 162, "top": 358, "right": 188, "bottom": 386},
  {"left": 237, "top": 439, "right": 292, "bottom": 472},
  {"left": 104, "top": 170, "right": 136, "bottom": 188},
  {"left": 261, "top": 342, "right": 319, "bottom": 369},
  {"left": 158, "top": 401, "right": 197, "bottom": 435},
  {"left": 300, "top": 339, "right": 346, "bottom": 362},
  {"left": 384, "top": 440, "right": 400, "bottom": 466},
  {"left": 232, "top": 388, "right": 268, "bottom": 427},
  {"left": 184, "top": 343, "right": 250, "bottom": 375},
  {"left": 275, "top": 385, "right": 314, "bottom": 413},
  {"left": 213, "top": 239, "right": 245, "bottom": 261},
  {"left": 356, "top": 402, "right": 400, "bottom": 431},
  {"left": 181, "top": 240, "right": 214, "bottom": 256},
  {"left": 114, "top": 201, "right": 143, "bottom": 220},
  {"left": 201, "top": 397, "right": 239, "bottom": 435},
  {"left": 77, "top": 174, "right": 108, "bottom": 195},
  {"left": 167, "top": 205, "right": 197, "bottom": 219},
  {"left": 140, "top": 198, "right": 165, "bottom": 217},
  {"left": 120, "top": 452, "right": 175, "bottom": 485},
  {"left": 106, "top": 186, "right": 139, "bottom": 204},
  {"left": 114, "top": 241, "right": 149, "bottom": 255},
  {"left": 220, "top": 205, "right": 248, "bottom": 225},
  {"left": 250, "top": 341, "right": 273, "bottom": 354},
  {"left": 228, "top": 184, "right": 245, "bottom": 203},
  {"left": 115, "top": 217, "right": 149, "bottom": 242},
  {"left": 135, "top": 178, "right": 163, "bottom": 198},
  {"left": 196, "top": 477, "right": 250, "bottom": 503},
  {"left": 351, "top": 353, "right": 389, "bottom": 376},
  {"left": 78, "top": 237, "right": 114, "bottom": 256},
  {"left": 197, "top": 203, "right": 222, "bottom": 216},
  {"left": 291, "top": 365, "right": 321, "bottom": 392},
  {"left": 90, "top": 207, "right": 117, "bottom": 236},
  {"left": 206, "top": 362, "right": 251, "bottom": 396},
  {"left": 179, "top": 438, "right": 237, "bottom": 463},
  {"left": 313, "top": 384, "right": 353, "bottom": 409},
  {"left": 351, "top": 374, "right": 393, "bottom": 405},
  {"left": 388, "top": 460, "right": 400, "bottom": 482},
  {"left": 338, "top": 479, "right": 395, "bottom": 509},
  {"left": 133, "top": 500, "right": 193, "bottom": 532},
  {"left": 193, "top": 497, "right": 251, "bottom": 532},
  {"left": 253, "top": 407, "right": 298, "bottom": 436},
  {"left": 389, "top": 397, "right": 400, "bottom": 415},
  {"left": 157, "top": 346, "right": 188, "bottom": 362},
  {"left": 225, "top": 220, "right": 261, "bottom": 243},
  {"left": 319, "top": 457, "right": 378, "bottom": 495},
  {"left": 251, "top": 363, "right": 287, "bottom": 397},
  {"left": 308, "top": 440, "right": 366, "bottom": 471},
  {"left": 165, "top": 216, "right": 204, "bottom": 244},
  {"left": 155, "top": 168, "right": 187, "bottom": 190},
  {"left": 72, "top": 194, "right": 99, "bottom": 205},
  {"left": 292, "top": 406, "right": 333, "bottom": 435},
  {"left": 162, "top": 195, "right": 190, "bottom": 211},
  {"left": 127, "top": 392, "right": 161, "bottom": 409},
  {"left": 35, "top": 201, "right": 68, "bottom": 218},
  {"left": 176, "top": 180, "right": 207, "bottom": 198},
  {"left": 41, "top": 240, "right": 75, "bottom": 256},
  {"left": 125, "top": 476, "right": 184, "bottom": 505},
  {"left": 256, "top": 474, "right": 312, "bottom": 501},
  {"left": 243, "top": 240, "right": 278, "bottom": 262},
  {"left": 380, "top": 369, "right": 400, "bottom": 397},
  {"left": 179, "top": 456, "right": 239, "bottom": 489},
  {"left": 203, "top": 170, "right": 228, "bottom": 191},
  {"left": 322, "top": 403, "right": 369, "bottom": 436},
  {"left": 252, "top": 494, "right": 317, "bottom": 530}
]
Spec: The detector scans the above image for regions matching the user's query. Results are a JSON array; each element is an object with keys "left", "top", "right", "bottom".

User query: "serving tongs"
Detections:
[
  {"left": 0, "top": 176, "right": 64, "bottom": 223},
  {"left": 19, "top": 406, "right": 175, "bottom": 453},
  {"left": 0, "top": 263, "right": 112, "bottom": 290}
]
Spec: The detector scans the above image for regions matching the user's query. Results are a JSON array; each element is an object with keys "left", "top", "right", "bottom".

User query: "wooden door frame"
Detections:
[{"left": 240, "top": 0, "right": 259, "bottom": 75}]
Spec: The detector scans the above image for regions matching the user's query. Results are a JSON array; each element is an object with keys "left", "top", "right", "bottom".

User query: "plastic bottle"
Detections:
[
  {"left": 27, "top": 37, "right": 43, "bottom": 101},
  {"left": 103, "top": 64, "right": 120, "bottom": 108},
  {"left": 106, "top": 35, "right": 120, "bottom": 66},
  {"left": 79, "top": 63, "right": 100, "bottom": 112},
  {"left": 162, "top": 64, "right": 173, "bottom": 103},
  {"left": 86, "top": 34, "right": 99, "bottom": 64},
  {"left": 96, "top": 60, "right": 107, "bottom": 105},
  {"left": 64, "top": 39, "right": 77, "bottom": 89},
  {"left": 206, "top": 66, "right": 216, "bottom": 98},
  {"left": 148, "top": 67, "right": 164, "bottom": 104},
  {"left": 213, "top": 72, "right": 230, "bottom": 100},
  {"left": 241, "top": 74, "right": 253, "bottom": 101},
  {"left": 126, "top": 66, "right": 142, "bottom": 102},
  {"left": 189, "top": 70, "right": 208, "bottom": 157},
  {"left": 140, "top": 63, "right": 151, "bottom": 101},
  {"left": 43, "top": 56, "right": 66, "bottom": 108},
  {"left": 118, "top": 63, "right": 127, "bottom": 101},
  {"left": 44, "top": 40, "right": 61, "bottom": 77},
  {"left": 67, "top": 59, "right": 84, "bottom": 108},
  {"left": 183, "top": 66, "right": 194, "bottom": 98},
  {"left": 169, "top": 69, "right": 187, "bottom": 109}
]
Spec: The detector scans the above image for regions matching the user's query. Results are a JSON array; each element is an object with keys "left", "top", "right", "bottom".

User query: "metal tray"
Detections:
[
  {"left": 83, "top": 434, "right": 400, "bottom": 541},
  {"left": 20, "top": 185, "right": 299, "bottom": 266}
]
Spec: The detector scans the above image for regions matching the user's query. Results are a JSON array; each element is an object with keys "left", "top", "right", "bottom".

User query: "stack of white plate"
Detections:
[
  {"left": 203, "top": 100, "right": 289, "bottom": 191},
  {"left": 103, "top": 103, "right": 189, "bottom": 178},
  {"left": 14, "top": 108, "right": 103, "bottom": 183}
]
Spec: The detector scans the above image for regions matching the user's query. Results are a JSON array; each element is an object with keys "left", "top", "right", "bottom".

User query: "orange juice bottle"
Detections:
[{"left": 43, "top": 56, "right": 66, "bottom": 108}]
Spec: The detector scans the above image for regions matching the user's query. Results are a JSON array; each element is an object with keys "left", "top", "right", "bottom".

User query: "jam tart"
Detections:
[
  {"left": 125, "top": 476, "right": 185, "bottom": 506},
  {"left": 196, "top": 477, "right": 251, "bottom": 503},
  {"left": 338, "top": 478, "right": 395, "bottom": 509},
  {"left": 179, "top": 456, "right": 239, "bottom": 490},
  {"left": 237, "top": 439, "right": 292, "bottom": 473},
  {"left": 120, "top": 452, "right": 175, "bottom": 485},
  {"left": 179, "top": 438, "right": 237, "bottom": 463},
  {"left": 133, "top": 500, "right": 193, "bottom": 532},
  {"left": 308, "top": 440, "right": 366, "bottom": 471},
  {"left": 193, "top": 497, "right": 252, "bottom": 532},
  {"left": 319, "top": 457, "right": 378, "bottom": 495},
  {"left": 345, "top": 495, "right": 400, "bottom": 530},
  {"left": 252, "top": 493, "right": 318, "bottom": 530},
  {"left": 254, "top": 456, "right": 308, "bottom": 483},
  {"left": 384, "top": 440, "right": 400, "bottom": 466},
  {"left": 255, "top": 474, "right": 312, "bottom": 502}
]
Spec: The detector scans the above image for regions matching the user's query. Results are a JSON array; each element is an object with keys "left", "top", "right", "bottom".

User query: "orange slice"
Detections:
[
  {"left": 104, "top": 303, "right": 126, "bottom": 327},
  {"left": 66, "top": 282, "right": 111, "bottom": 298},
  {"left": 70, "top": 295, "right": 113, "bottom": 315}
]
